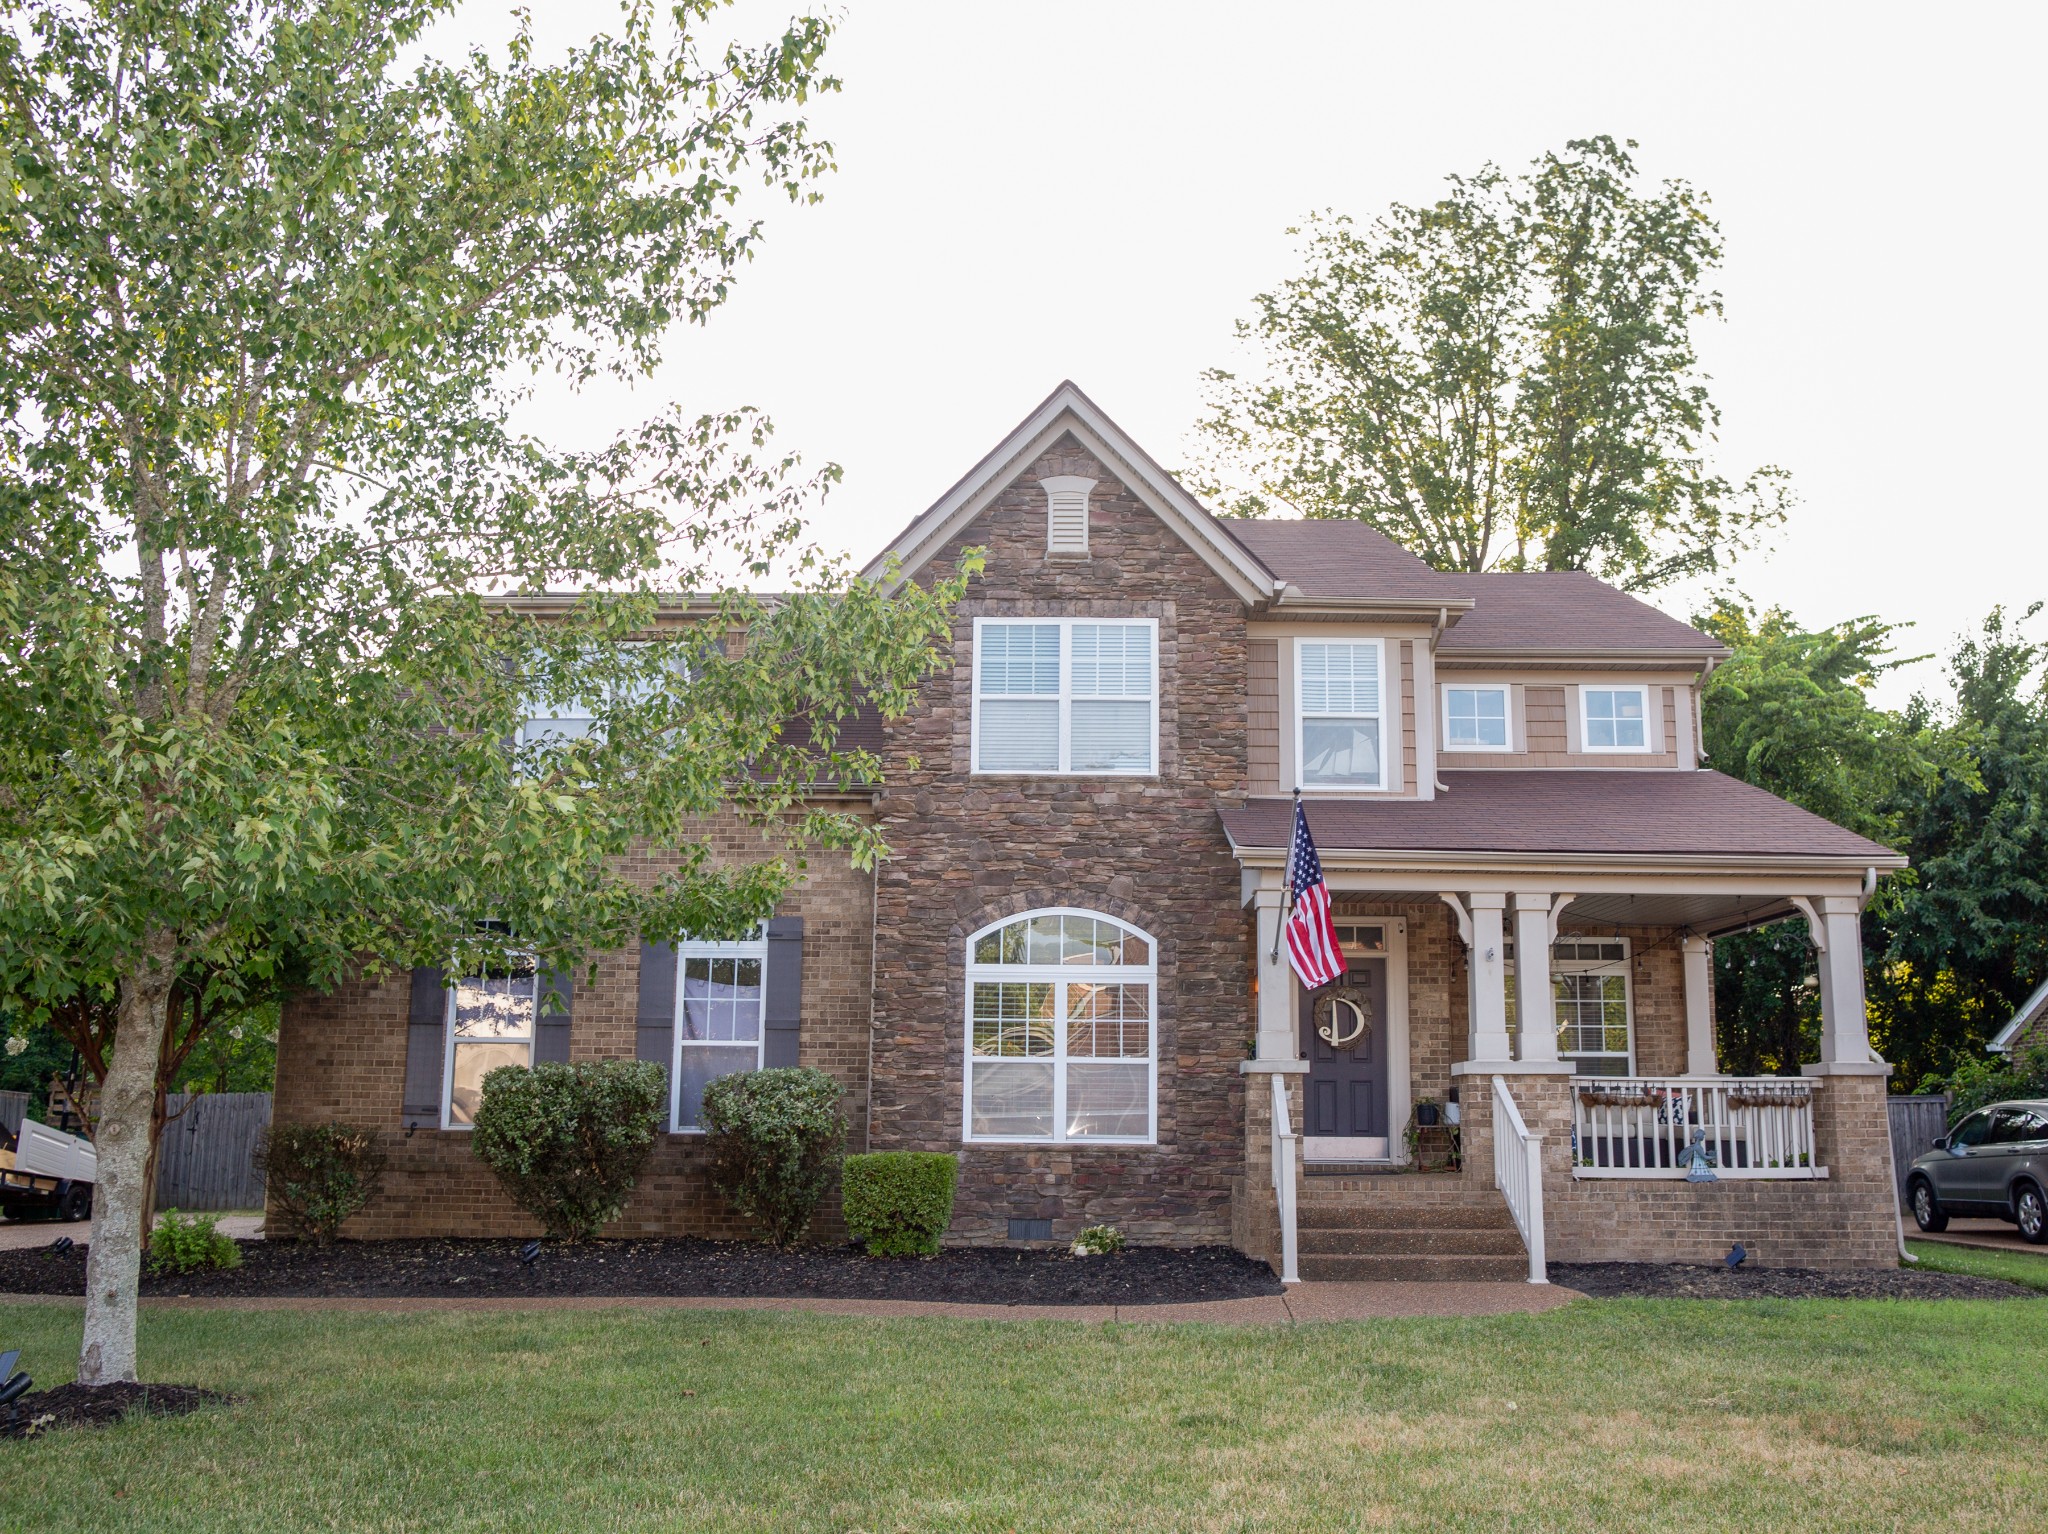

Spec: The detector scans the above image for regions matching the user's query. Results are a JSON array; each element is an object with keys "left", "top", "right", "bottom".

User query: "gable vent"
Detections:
[{"left": 1039, "top": 475, "right": 1096, "bottom": 556}]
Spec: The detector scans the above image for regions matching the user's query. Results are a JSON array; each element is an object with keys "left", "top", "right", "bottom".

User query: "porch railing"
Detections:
[
  {"left": 1491, "top": 1076, "right": 1548, "bottom": 1284},
  {"left": 1270, "top": 1072, "right": 1300, "bottom": 1285},
  {"left": 1571, "top": 1076, "right": 1826, "bottom": 1180}
]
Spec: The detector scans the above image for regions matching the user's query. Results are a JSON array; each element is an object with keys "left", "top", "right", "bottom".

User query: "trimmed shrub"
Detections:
[
  {"left": 702, "top": 1067, "right": 845, "bottom": 1248},
  {"left": 841, "top": 1151, "right": 957, "bottom": 1257},
  {"left": 470, "top": 1060, "right": 666, "bottom": 1241},
  {"left": 148, "top": 1208, "right": 242, "bottom": 1274},
  {"left": 255, "top": 1121, "right": 387, "bottom": 1243}
]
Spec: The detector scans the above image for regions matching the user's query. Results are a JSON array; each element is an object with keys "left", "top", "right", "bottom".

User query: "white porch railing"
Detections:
[
  {"left": 1270, "top": 1072, "right": 1300, "bottom": 1286},
  {"left": 1491, "top": 1076, "right": 1548, "bottom": 1284},
  {"left": 1571, "top": 1076, "right": 1826, "bottom": 1179}
]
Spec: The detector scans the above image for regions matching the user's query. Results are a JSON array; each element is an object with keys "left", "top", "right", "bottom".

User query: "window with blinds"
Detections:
[
  {"left": 1039, "top": 474, "right": 1096, "bottom": 555},
  {"left": 1297, "top": 639, "right": 1385, "bottom": 788},
  {"left": 973, "top": 618, "right": 1157, "bottom": 774}
]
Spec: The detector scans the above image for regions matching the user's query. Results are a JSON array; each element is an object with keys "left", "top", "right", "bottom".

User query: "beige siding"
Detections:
[
  {"left": 1248, "top": 639, "right": 1280, "bottom": 794},
  {"left": 1438, "top": 680, "right": 1684, "bottom": 770}
]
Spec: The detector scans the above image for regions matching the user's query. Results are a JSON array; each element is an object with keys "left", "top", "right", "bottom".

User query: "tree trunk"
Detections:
[{"left": 78, "top": 932, "right": 177, "bottom": 1386}]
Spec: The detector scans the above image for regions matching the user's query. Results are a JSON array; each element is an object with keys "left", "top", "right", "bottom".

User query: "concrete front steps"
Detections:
[{"left": 1294, "top": 1186, "right": 1530, "bottom": 1282}]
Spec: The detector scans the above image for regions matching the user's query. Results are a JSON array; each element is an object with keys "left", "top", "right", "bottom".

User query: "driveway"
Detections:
[
  {"left": 1912, "top": 1217, "right": 2041, "bottom": 1254},
  {"left": 0, "top": 1213, "right": 263, "bottom": 1251}
]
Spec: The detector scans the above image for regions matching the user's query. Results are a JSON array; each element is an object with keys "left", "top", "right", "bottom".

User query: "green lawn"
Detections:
[
  {"left": 0, "top": 1298, "right": 2042, "bottom": 1532},
  {"left": 1907, "top": 1236, "right": 2048, "bottom": 1292}
]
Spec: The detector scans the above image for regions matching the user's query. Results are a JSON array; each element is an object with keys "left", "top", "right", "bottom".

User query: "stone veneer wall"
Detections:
[
  {"left": 268, "top": 808, "right": 876, "bottom": 1240},
  {"left": 867, "top": 433, "right": 1251, "bottom": 1247}
]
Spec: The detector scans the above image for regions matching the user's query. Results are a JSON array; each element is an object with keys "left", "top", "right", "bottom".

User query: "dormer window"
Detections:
[{"left": 1040, "top": 475, "right": 1095, "bottom": 556}]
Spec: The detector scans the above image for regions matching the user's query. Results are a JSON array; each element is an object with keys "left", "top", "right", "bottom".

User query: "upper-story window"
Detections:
[
  {"left": 1443, "top": 685, "right": 1510, "bottom": 751},
  {"left": 521, "top": 642, "right": 686, "bottom": 746},
  {"left": 1297, "top": 639, "right": 1385, "bottom": 789},
  {"left": 972, "top": 618, "right": 1157, "bottom": 775},
  {"left": 1581, "top": 685, "right": 1651, "bottom": 753}
]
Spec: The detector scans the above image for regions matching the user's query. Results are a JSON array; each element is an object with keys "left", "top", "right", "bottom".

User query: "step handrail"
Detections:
[
  {"left": 1491, "top": 1075, "right": 1548, "bottom": 1285},
  {"left": 1271, "top": 1072, "right": 1300, "bottom": 1285}
]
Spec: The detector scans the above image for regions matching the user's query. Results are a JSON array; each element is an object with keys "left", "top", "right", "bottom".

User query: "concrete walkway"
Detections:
[
  {"left": 0, "top": 1214, "right": 263, "bottom": 1252},
  {"left": 0, "top": 1279, "right": 1581, "bottom": 1323},
  {"left": 1910, "top": 1217, "right": 2044, "bottom": 1255}
]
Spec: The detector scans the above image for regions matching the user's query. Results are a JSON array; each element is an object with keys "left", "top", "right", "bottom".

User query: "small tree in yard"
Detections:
[
  {"left": 702, "top": 1067, "right": 844, "bottom": 1248},
  {"left": 470, "top": 1062, "right": 666, "bottom": 1241},
  {"left": 0, "top": 1, "right": 970, "bottom": 1386}
]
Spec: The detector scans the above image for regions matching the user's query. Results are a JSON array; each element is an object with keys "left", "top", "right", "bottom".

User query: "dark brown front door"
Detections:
[{"left": 1301, "top": 958, "right": 1387, "bottom": 1140}]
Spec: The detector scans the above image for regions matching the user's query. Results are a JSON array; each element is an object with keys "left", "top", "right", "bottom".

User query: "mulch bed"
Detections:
[
  {"left": 1, "top": 1382, "right": 232, "bottom": 1440},
  {"left": 0, "top": 1237, "right": 1283, "bottom": 1306},
  {"left": 1551, "top": 1261, "right": 2038, "bottom": 1300}
]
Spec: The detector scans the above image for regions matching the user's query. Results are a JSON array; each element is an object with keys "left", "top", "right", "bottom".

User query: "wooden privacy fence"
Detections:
[
  {"left": 155, "top": 1092, "right": 272, "bottom": 1212},
  {"left": 1888, "top": 1094, "right": 1951, "bottom": 1208},
  {"left": 0, "top": 1090, "right": 26, "bottom": 1141}
]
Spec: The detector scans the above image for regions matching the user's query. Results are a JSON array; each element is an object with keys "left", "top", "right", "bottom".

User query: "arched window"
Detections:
[{"left": 964, "top": 909, "right": 1156, "bottom": 1144}]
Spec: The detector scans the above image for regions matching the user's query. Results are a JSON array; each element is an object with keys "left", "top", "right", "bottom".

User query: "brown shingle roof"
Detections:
[
  {"left": 1219, "top": 519, "right": 1449, "bottom": 601},
  {"left": 1433, "top": 572, "right": 1721, "bottom": 654},
  {"left": 1218, "top": 771, "right": 1901, "bottom": 862}
]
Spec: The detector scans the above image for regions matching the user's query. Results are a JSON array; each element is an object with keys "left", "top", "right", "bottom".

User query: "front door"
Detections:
[{"left": 1301, "top": 958, "right": 1388, "bottom": 1158}]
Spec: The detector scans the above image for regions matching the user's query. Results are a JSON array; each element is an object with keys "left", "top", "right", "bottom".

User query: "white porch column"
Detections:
[
  {"left": 1682, "top": 935, "right": 1718, "bottom": 1075},
  {"left": 1252, "top": 887, "right": 1298, "bottom": 1062},
  {"left": 1511, "top": 895, "right": 1560, "bottom": 1064},
  {"left": 1466, "top": 893, "right": 1514, "bottom": 1066},
  {"left": 1809, "top": 896, "right": 1877, "bottom": 1067}
]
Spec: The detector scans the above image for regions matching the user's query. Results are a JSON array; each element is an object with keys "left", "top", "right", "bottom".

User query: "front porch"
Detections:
[{"left": 1231, "top": 873, "right": 1904, "bottom": 1278}]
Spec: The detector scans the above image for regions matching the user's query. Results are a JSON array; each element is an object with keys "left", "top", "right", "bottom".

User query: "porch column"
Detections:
[
  {"left": 1252, "top": 887, "right": 1298, "bottom": 1062},
  {"left": 1682, "top": 935, "right": 1718, "bottom": 1075},
  {"left": 1466, "top": 892, "right": 1514, "bottom": 1066},
  {"left": 1801, "top": 896, "right": 1880, "bottom": 1068},
  {"left": 1511, "top": 895, "right": 1560, "bottom": 1064}
]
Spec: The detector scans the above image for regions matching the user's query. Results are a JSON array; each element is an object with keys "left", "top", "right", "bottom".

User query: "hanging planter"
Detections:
[
  {"left": 1577, "top": 1087, "right": 1662, "bottom": 1109},
  {"left": 1728, "top": 1083, "right": 1812, "bottom": 1111}
]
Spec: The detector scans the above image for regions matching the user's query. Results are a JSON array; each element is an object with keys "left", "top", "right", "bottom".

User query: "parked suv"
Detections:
[{"left": 1907, "top": 1099, "right": 2048, "bottom": 1243}]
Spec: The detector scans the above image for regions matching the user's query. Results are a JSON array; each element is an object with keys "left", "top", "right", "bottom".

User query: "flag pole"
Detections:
[{"left": 1268, "top": 786, "right": 1301, "bottom": 964}]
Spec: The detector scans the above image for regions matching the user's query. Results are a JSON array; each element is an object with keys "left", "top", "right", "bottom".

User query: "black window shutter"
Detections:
[
  {"left": 763, "top": 916, "right": 804, "bottom": 1069},
  {"left": 402, "top": 967, "right": 447, "bottom": 1128},
  {"left": 535, "top": 966, "right": 573, "bottom": 1065},
  {"left": 636, "top": 940, "right": 677, "bottom": 1071}
]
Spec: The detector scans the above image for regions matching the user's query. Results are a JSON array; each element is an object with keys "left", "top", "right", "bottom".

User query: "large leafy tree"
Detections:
[
  {"left": 1195, "top": 136, "right": 1789, "bottom": 591},
  {"left": 0, "top": 0, "right": 968, "bottom": 1386}
]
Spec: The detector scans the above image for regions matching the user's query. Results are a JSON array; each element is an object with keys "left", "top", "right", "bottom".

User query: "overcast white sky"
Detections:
[{"left": 441, "top": 0, "right": 2046, "bottom": 709}]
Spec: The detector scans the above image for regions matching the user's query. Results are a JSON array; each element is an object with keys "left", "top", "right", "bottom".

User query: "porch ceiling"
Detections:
[{"left": 1560, "top": 892, "right": 1797, "bottom": 937}]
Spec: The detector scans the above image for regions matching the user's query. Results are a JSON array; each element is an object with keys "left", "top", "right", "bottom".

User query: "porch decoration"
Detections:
[
  {"left": 1682, "top": 1128, "right": 1718, "bottom": 1183},
  {"left": 1577, "top": 1085, "right": 1663, "bottom": 1109},
  {"left": 1727, "top": 1082, "right": 1813, "bottom": 1110},
  {"left": 1313, "top": 988, "right": 1372, "bottom": 1051}
]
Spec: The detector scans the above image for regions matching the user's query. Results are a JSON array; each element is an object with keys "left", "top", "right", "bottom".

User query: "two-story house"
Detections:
[{"left": 273, "top": 382, "right": 1909, "bottom": 1276}]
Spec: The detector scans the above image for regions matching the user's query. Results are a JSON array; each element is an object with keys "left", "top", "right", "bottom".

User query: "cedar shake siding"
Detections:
[
  {"left": 866, "top": 435, "right": 1251, "bottom": 1246},
  {"left": 269, "top": 809, "right": 876, "bottom": 1241}
]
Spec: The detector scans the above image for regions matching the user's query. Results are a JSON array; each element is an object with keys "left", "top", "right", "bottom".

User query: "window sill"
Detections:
[
  {"left": 969, "top": 770, "right": 1160, "bottom": 782},
  {"left": 962, "top": 1137, "right": 1157, "bottom": 1148}
]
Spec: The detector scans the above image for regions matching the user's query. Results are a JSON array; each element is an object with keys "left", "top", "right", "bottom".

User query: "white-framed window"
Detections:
[
  {"left": 673, "top": 928, "right": 769, "bottom": 1131},
  {"left": 1297, "top": 638, "right": 1386, "bottom": 789},
  {"left": 1580, "top": 685, "right": 1651, "bottom": 753},
  {"left": 963, "top": 908, "right": 1156, "bottom": 1144},
  {"left": 1504, "top": 938, "right": 1635, "bottom": 1076},
  {"left": 1443, "top": 685, "right": 1510, "bottom": 751},
  {"left": 972, "top": 618, "right": 1157, "bottom": 775},
  {"left": 521, "top": 641, "right": 687, "bottom": 747},
  {"left": 443, "top": 966, "right": 538, "bottom": 1129}
]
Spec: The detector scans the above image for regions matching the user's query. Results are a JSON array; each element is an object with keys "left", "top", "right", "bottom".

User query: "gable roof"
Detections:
[
  {"left": 1990, "top": 977, "right": 2048, "bottom": 1054},
  {"left": 861, "top": 381, "right": 1274, "bottom": 604}
]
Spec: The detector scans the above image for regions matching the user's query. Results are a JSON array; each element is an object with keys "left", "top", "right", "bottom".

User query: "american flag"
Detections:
[{"left": 1283, "top": 799, "right": 1347, "bottom": 989}]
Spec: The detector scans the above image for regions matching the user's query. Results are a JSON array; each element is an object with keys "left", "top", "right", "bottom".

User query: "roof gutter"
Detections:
[
  {"left": 1224, "top": 843, "right": 1910, "bottom": 878},
  {"left": 1438, "top": 646, "right": 1734, "bottom": 666}
]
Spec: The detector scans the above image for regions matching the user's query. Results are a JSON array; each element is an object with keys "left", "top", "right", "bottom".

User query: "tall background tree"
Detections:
[
  {"left": 1195, "top": 136, "right": 1790, "bottom": 591},
  {"left": 0, "top": 0, "right": 970, "bottom": 1386}
]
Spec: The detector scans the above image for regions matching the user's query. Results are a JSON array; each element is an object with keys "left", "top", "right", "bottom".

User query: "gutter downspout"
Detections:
[
  {"left": 1694, "top": 656, "right": 1717, "bottom": 768},
  {"left": 1431, "top": 607, "right": 1450, "bottom": 793},
  {"left": 865, "top": 849, "right": 880, "bottom": 1154}
]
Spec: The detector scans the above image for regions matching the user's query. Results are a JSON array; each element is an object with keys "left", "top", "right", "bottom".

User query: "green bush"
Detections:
[
  {"left": 254, "top": 1121, "right": 387, "bottom": 1243},
  {"left": 470, "top": 1060, "right": 666, "bottom": 1241},
  {"left": 1920, "top": 1040, "right": 2048, "bottom": 1121},
  {"left": 148, "top": 1208, "right": 243, "bottom": 1274},
  {"left": 841, "top": 1151, "right": 957, "bottom": 1257},
  {"left": 702, "top": 1067, "right": 845, "bottom": 1248}
]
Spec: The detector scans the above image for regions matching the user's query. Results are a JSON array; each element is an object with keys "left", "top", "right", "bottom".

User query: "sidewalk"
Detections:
[{"left": 0, "top": 1279, "right": 1581, "bottom": 1323}]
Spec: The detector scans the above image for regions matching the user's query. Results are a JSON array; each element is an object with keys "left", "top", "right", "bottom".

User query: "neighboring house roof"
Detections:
[
  {"left": 1989, "top": 978, "right": 2048, "bottom": 1054},
  {"left": 1218, "top": 770, "right": 1904, "bottom": 866},
  {"left": 1433, "top": 572, "right": 1726, "bottom": 659},
  {"left": 863, "top": 380, "right": 1274, "bottom": 605}
]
